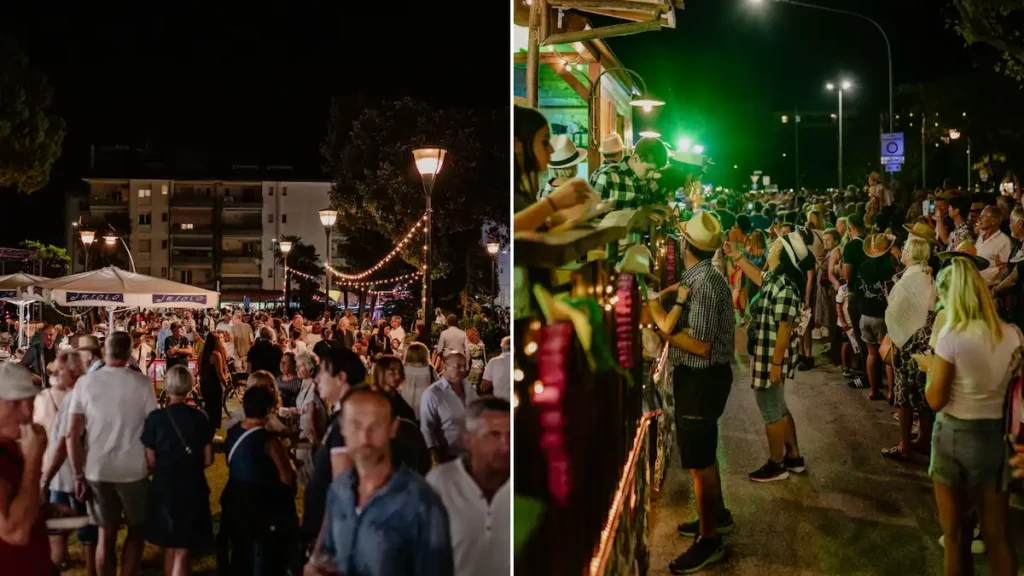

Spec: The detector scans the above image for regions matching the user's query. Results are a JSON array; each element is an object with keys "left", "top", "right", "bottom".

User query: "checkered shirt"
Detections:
[
  {"left": 668, "top": 259, "right": 735, "bottom": 370},
  {"left": 748, "top": 272, "right": 802, "bottom": 389},
  {"left": 589, "top": 159, "right": 652, "bottom": 210}
]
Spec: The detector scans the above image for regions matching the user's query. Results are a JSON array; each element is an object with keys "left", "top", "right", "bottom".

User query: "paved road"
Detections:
[{"left": 648, "top": 337, "right": 1024, "bottom": 576}]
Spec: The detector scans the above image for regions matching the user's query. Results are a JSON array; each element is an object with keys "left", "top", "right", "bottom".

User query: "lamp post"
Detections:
[
  {"left": 486, "top": 242, "right": 500, "bottom": 302},
  {"left": 318, "top": 209, "right": 339, "bottom": 314},
  {"left": 948, "top": 129, "right": 971, "bottom": 190},
  {"left": 279, "top": 240, "right": 293, "bottom": 311},
  {"left": 80, "top": 230, "right": 96, "bottom": 271},
  {"left": 413, "top": 147, "right": 446, "bottom": 346},
  {"left": 587, "top": 67, "right": 664, "bottom": 174},
  {"left": 103, "top": 228, "right": 136, "bottom": 273},
  {"left": 826, "top": 79, "right": 852, "bottom": 190},
  {"left": 71, "top": 222, "right": 78, "bottom": 274}
]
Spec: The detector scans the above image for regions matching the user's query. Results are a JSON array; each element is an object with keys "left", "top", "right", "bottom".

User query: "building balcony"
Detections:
[
  {"left": 221, "top": 225, "right": 262, "bottom": 238},
  {"left": 170, "top": 226, "right": 214, "bottom": 237},
  {"left": 88, "top": 197, "right": 129, "bottom": 210},
  {"left": 221, "top": 197, "right": 263, "bottom": 211},
  {"left": 169, "top": 195, "right": 215, "bottom": 207},
  {"left": 170, "top": 250, "right": 214, "bottom": 265},
  {"left": 220, "top": 277, "right": 263, "bottom": 290},
  {"left": 220, "top": 252, "right": 260, "bottom": 264}
]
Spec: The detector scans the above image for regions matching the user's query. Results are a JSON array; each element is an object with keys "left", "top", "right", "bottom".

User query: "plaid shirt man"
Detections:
[
  {"left": 668, "top": 259, "right": 735, "bottom": 370},
  {"left": 749, "top": 273, "right": 802, "bottom": 389},
  {"left": 589, "top": 159, "right": 653, "bottom": 210}
]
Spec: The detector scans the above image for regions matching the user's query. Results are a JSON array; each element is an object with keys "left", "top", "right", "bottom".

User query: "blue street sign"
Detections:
[{"left": 885, "top": 163, "right": 902, "bottom": 173}]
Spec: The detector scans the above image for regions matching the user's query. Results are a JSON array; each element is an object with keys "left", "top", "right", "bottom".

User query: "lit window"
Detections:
[
  {"left": 181, "top": 223, "right": 194, "bottom": 230},
  {"left": 138, "top": 188, "right": 152, "bottom": 198},
  {"left": 161, "top": 185, "right": 168, "bottom": 195}
]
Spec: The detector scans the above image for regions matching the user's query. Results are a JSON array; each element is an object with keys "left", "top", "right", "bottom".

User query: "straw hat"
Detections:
[
  {"left": 937, "top": 240, "right": 990, "bottom": 271},
  {"left": 74, "top": 335, "right": 101, "bottom": 353},
  {"left": 548, "top": 135, "right": 585, "bottom": 169},
  {"left": 616, "top": 244, "right": 657, "bottom": 280},
  {"left": 681, "top": 210, "right": 724, "bottom": 252},
  {"left": 935, "top": 189, "right": 962, "bottom": 201},
  {"left": 863, "top": 233, "right": 896, "bottom": 258},
  {"left": 599, "top": 133, "right": 626, "bottom": 156},
  {"left": 903, "top": 221, "right": 938, "bottom": 245}
]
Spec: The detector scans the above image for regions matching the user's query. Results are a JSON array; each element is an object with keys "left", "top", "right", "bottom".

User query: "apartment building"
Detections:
[{"left": 75, "top": 176, "right": 334, "bottom": 301}]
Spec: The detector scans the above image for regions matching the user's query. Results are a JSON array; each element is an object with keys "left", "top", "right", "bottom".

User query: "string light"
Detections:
[
  {"left": 323, "top": 266, "right": 423, "bottom": 288},
  {"left": 329, "top": 213, "right": 428, "bottom": 280}
]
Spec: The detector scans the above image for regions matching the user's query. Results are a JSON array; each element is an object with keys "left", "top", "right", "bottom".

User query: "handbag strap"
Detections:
[
  {"left": 165, "top": 406, "right": 194, "bottom": 456},
  {"left": 227, "top": 426, "right": 264, "bottom": 464}
]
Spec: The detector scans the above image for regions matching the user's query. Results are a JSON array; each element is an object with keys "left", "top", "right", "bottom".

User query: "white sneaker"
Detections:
[{"left": 938, "top": 527, "right": 986, "bottom": 554}]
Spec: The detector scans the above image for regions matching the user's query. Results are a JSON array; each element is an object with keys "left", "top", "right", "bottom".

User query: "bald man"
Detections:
[
  {"left": 308, "top": 388, "right": 453, "bottom": 576},
  {"left": 976, "top": 205, "right": 1012, "bottom": 286}
]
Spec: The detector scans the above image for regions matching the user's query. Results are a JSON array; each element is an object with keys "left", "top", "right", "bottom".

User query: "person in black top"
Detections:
[
  {"left": 246, "top": 326, "right": 282, "bottom": 377},
  {"left": 164, "top": 322, "right": 193, "bottom": 371},
  {"left": 371, "top": 355, "right": 416, "bottom": 422},
  {"left": 21, "top": 323, "right": 57, "bottom": 386}
]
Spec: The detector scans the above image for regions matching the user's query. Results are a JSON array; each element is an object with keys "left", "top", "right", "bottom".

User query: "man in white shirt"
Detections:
[
  {"left": 426, "top": 398, "right": 510, "bottom": 576},
  {"left": 436, "top": 314, "right": 469, "bottom": 363},
  {"left": 420, "top": 353, "right": 478, "bottom": 463},
  {"left": 389, "top": 315, "right": 406, "bottom": 345},
  {"left": 232, "top": 311, "right": 254, "bottom": 359},
  {"left": 976, "top": 205, "right": 1012, "bottom": 286},
  {"left": 481, "top": 337, "right": 511, "bottom": 400},
  {"left": 867, "top": 172, "right": 892, "bottom": 207},
  {"left": 67, "top": 332, "right": 158, "bottom": 576}
]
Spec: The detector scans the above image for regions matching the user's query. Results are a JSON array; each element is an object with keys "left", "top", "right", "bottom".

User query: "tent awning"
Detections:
[{"left": 40, "top": 267, "right": 220, "bottom": 310}]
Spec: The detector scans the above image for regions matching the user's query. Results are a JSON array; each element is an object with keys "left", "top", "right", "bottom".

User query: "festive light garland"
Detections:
[
  {"left": 614, "top": 274, "right": 635, "bottom": 368},
  {"left": 323, "top": 266, "right": 424, "bottom": 288},
  {"left": 664, "top": 238, "right": 677, "bottom": 285},
  {"left": 287, "top": 268, "right": 322, "bottom": 285},
  {"left": 328, "top": 213, "right": 428, "bottom": 280},
  {"left": 533, "top": 321, "right": 574, "bottom": 506}
]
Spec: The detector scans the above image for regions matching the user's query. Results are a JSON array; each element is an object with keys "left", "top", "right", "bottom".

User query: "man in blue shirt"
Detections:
[{"left": 307, "top": 388, "right": 453, "bottom": 576}]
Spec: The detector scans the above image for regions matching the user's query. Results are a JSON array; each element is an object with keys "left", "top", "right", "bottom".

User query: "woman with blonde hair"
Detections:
[
  {"left": 466, "top": 326, "right": 487, "bottom": 392},
  {"left": 920, "top": 255, "right": 1020, "bottom": 575},
  {"left": 293, "top": 352, "right": 326, "bottom": 485},
  {"left": 224, "top": 370, "right": 287, "bottom": 433},
  {"left": 401, "top": 342, "right": 438, "bottom": 421},
  {"left": 881, "top": 236, "right": 937, "bottom": 461}
]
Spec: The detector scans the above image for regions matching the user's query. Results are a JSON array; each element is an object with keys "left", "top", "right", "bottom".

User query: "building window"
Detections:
[
  {"left": 268, "top": 269, "right": 274, "bottom": 279},
  {"left": 161, "top": 212, "right": 167, "bottom": 222},
  {"left": 140, "top": 240, "right": 151, "bottom": 253},
  {"left": 181, "top": 223, "right": 194, "bottom": 230},
  {"left": 180, "top": 270, "right": 193, "bottom": 284},
  {"left": 161, "top": 267, "right": 167, "bottom": 278},
  {"left": 281, "top": 214, "right": 287, "bottom": 223},
  {"left": 268, "top": 214, "right": 274, "bottom": 223},
  {"left": 138, "top": 213, "right": 152, "bottom": 225},
  {"left": 161, "top": 185, "right": 168, "bottom": 195},
  {"left": 269, "top": 187, "right": 275, "bottom": 196},
  {"left": 138, "top": 188, "right": 151, "bottom": 198},
  {"left": 161, "top": 240, "right": 168, "bottom": 249},
  {"left": 282, "top": 187, "right": 288, "bottom": 196}
]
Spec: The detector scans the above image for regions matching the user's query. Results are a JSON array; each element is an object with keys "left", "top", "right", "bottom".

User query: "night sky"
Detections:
[
  {"left": 0, "top": 4, "right": 509, "bottom": 247},
  {"left": 603, "top": 0, "right": 1008, "bottom": 189}
]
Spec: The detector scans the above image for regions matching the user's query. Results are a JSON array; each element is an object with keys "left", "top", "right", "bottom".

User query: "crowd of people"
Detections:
[
  {"left": 0, "top": 304, "right": 511, "bottom": 575},
  {"left": 514, "top": 102, "right": 1024, "bottom": 575}
]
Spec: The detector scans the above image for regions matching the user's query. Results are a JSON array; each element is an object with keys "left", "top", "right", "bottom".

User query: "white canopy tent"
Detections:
[
  {"left": 0, "top": 273, "right": 49, "bottom": 348},
  {"left": 41, "top": 267, "right": 220, "bottom": 329}
]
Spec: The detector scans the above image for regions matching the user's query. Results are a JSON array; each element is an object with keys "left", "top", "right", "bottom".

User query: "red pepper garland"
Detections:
[
  {"left": 534, "top": 322, "right": 574, "bottom": 506},
  {"left": 614, "top": 274, "right": 635, "bottom": 368},
  {"left": 665, "top": 238, "right": 677, "bottom": 285}
]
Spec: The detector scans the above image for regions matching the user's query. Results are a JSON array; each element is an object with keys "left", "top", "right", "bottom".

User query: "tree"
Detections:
[
  {"left": 21, "top": 240, "right": 69, "bottom": 277},
  {"left": 272, "top": 236, "right": 323, "bottom": 314},
  {"left": 322, "top": 98, "right": 508, "bottom": 314},
  {"left": 0, "top": 39, "right": 65, "bottom": 193},
  {"left": 951, "top": 0, "right": 1024, "bottom": 82}
]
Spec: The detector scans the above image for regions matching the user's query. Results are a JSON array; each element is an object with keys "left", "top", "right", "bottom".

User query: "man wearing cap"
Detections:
[
  {"left": 946, "top": 196, "right": 974, "bottom": 252},
  {"left": 589, "top": 136, "right": 668, "bottom": 211},
  {"left": 0, "top": 363, "right": 51, "bottom": 572},
  {"left": 648, "top": 211, "right": 735, "bottom": 574},
  {"left": 975, "top": 205, "right": 1012, "bottom": 286},
  {"left": 599, "top": 133, "right": 626, "bottom": 167}
]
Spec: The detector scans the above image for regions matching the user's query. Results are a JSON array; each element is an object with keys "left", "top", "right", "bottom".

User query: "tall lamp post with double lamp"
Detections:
[
  {"left": 486, "top": 242, "right": 500, "bottom": 302},
  {"left": 319, "top": 209, "right": 339, "bottom": 314},
  {"left": 413, "top": 146, "right": 446, "bottom": 345},
  {"left": 279, "top": 240, "right": 293, "bottom": 311},
  {"left": 826, "top": 79, "right": 852, "bottom": 190},
  {"left": 79, "top": 230, "right": 96, "bottom": 271},
  {"left": 103, "top": 230, "right": 136, "bottom": 272}
]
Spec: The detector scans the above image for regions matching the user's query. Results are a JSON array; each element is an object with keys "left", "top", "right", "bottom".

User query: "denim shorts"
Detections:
[
  {"left": 754, "top": 383, "right": 789, "bottom": 424},
  {"left": 929, "top": 412, "right": 1011, "bottom": 490},
  {"left": 49, "top": 490, "right": 98, "bottom": 544}
]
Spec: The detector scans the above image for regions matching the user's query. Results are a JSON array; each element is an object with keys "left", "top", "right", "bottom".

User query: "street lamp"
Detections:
[
  {"left": 103, "top": 227, "right": 136, "bottom": 273},
  {"left": 80, "top": 230, "right": 96, "bottom": 271},
  {"left": 826, "top": 79, "right": 853, "bottom": 190},
  {"left": 279, "top": 240, "right": 293, "bottom": 310},
  {"left": 413, "top": 146, "right": 446, "bottom": 342},
  {"left": 318, "top": 208, "right": 339, "bottom": 314},
  {"left": 486, "top": 241, "right": 500, "bottom": 301}
]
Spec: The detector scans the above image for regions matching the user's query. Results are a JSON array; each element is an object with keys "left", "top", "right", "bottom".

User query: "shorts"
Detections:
[
  {"left": 673, "top": 363, "right": 732, "bottom": 470},
  {"left": 754, "top": 383, "right": 790, "bottom": 424},
  {"left": 859, "top": 314, "right": 887, "bottom": 345},
  {"left": 86, "top": 478, "right": 149, "bottom": 529},
  {"left": 49, "top": 490, "right": 98, "bottom": 544},
  {"left": 929, "top": 412, "right": 1010, "bottom": 490}
]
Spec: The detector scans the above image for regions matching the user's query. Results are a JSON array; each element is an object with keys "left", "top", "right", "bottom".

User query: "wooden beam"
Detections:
[
  {"left": 542, "top": 19, "right": 662, "bottom": 45},
  {"left": 587, "top": 61, "right": 602, "bottom": 176},
  {"left": 549, "top": 0, "right": 670, "bottom": 14},
  {"left": 513, "top": 51, "right": 595, "bottom": 64},
  {"left": 526, "top": 0, "right": 542, "bottom": 107},
  {"left": 553, "top": 66, "right": 589, "bottom": 100},
  {"left": 574, "top": 8, "right": 666, "bottom": 23}
]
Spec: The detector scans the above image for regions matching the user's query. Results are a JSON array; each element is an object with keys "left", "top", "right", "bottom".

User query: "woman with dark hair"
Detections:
[
  {"left": 725, "top": 231, "right": 813, "bottom": 482},
  {"left": 371, "top": 355, "right": 416, "bottom": 422},
  {"left": 367, "top": 323, "right": 392, "bottom": 358},
  {"left": 198, "top": 331, "right": 230, "bottom": 430},
  {"left": 512, "top": 104, "right": 593, "bottom": 231}
]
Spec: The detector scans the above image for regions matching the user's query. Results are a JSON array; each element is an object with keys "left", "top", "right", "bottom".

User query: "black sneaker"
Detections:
[
  {"left": 677, "top": 509, "right": 735, "bottom": 538},
  {"left": 668, "top": 535, "right": 726, "bottom": 574},
  {"left": 749, "top": 460, "right": 790, "bottom": 482},
  {"left": 797, "top": 356, "right": 815, "bottom": 371},
  {"left": 784, "top": 455, "right": 806, "bottom": 474},
  {"left": 841, "top": 368, "right": 854, "bottom": 378}
]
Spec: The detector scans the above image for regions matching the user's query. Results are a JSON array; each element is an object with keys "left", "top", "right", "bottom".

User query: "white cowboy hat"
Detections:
[
  {"left": 548, "top": 135, "right": 585, "bottom": 169},
  {"left": 681, "top": 210, "right": 724, "bottom": 252},
  {"left": 600, "top": 133, "right": 626, "bottom": 155}
]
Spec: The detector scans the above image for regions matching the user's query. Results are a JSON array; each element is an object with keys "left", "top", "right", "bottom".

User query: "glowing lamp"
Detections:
[
  {"left": 318, "top": 209, "right": 339, "bottom": 227},
  {"left": 80, "top": 230, "right": 96, "bottom": 246}
]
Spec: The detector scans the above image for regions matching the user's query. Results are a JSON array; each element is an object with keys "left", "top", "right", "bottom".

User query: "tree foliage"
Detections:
[
  {"left": 321, "top": 98, "right": 508, "bottom": 311},
  {"left": 951, "top": 0, "right": 1024, "bottom": 82},
  {"left": 273, "top": 235, "right": 323, "bottom": 313},
  {"left": 0, "top": 39, "right": 65, "bottom": 193},
  {"left": 22, "top": 240, "right": 69, "bottom": 277}
]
